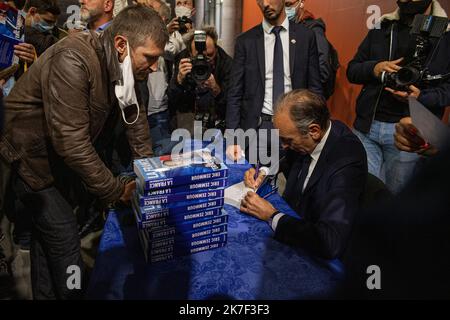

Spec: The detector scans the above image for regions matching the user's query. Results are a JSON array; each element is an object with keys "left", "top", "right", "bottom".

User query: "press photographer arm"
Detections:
[
  {"left": 373, "top": 58, "right": 404, "bottom": 79},
  {"left": 200, "top": 74, "right": 221, "bottom": 97},
  {"left": 385, "top": 84, "right": 421, "bottom": 102},
  {"left": 381, "top": 15, "right": 450, "bottom": 108},
  {"left": 176, "top": 57, "right": 192, "bottom": 85},
  {"left": 167, "top": 17, "right": 180, "bottom": 34}
]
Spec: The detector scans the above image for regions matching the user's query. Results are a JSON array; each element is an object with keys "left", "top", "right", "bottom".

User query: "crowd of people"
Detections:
[{"left": 0, "top": 0, "right": 449, "bottom": 299}]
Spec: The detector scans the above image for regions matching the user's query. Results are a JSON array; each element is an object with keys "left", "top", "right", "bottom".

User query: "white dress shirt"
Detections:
[
  {"left": 261, "top": 17, "right": 292, "bottom": 116},
  {"left": 270, "top": 122, "right": 332, "bottom": 231}
]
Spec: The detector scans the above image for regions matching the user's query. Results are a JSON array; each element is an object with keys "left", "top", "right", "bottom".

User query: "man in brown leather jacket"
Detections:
[{"left": 0, "top": 5, "right": 168, "bottom": 299}]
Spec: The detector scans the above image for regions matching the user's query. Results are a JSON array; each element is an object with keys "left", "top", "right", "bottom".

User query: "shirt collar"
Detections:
[
  {"left": 96, "top": 20, "right": 112, "bottom": 32},
  {"left": 310, "top": 121, "right": 332, "bottom": 161},
  {"left": 262, "top": 15, "right": 290, "bottom": 34}
]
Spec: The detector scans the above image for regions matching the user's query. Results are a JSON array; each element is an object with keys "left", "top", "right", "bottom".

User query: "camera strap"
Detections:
[
  {"left": 389, "top": 23, "right": 395, "bottom": 60},
  {"left": 424, "top": 35, "right": 443, "bottom": 69}
]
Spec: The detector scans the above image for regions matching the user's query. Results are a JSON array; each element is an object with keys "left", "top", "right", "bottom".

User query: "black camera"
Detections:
[
  {"left": 177, "top": 16, "right": 192, "bottom": 34},
  {"left": 382, "top": 14, "right": 449, "bottom": 91},
  {"left": 190, "top": 30, "right": 212, "bottom": 84}
]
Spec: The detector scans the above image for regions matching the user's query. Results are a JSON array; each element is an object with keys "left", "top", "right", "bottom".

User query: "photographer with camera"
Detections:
[
  {"left": 168, "top": 26, "right": 233, "bottom": 134},
  {"left": 347, "top": 0, "right": 450, "bottom": 194},
  {"left": 159, "top": 0, "right": 195, "bottom": 59}
]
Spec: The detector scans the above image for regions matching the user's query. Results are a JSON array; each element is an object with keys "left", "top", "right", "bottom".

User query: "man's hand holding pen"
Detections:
[{"left": 244, "top": 167, "right": 266, "bottom": 191}]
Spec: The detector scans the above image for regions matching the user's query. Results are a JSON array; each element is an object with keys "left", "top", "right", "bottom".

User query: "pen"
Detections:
[{"left": 253, "top": 161, "right": 260, "bottom": 190}]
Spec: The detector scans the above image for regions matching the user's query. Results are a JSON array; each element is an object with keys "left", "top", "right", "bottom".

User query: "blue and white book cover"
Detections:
[
  {"left": 133, "top": 204, "right": 224, "bottom": 228},
  {"left": 0, "top": 3, "right": 24, "bottom": 69},
  {"left": 147, "top": 241, "right": 227, "bottom": 264},
  {"left": 134, "top": 195, "right": 225, "bottom": 221},
  {"left": 149, "top": 223, "right": 228, "bottom": 243},
  {"left": 146, "top": 213, "right": 228, "bottom": 235},
  {"left": 137, "top": 188, "right": 225, "bottom": 207},
  {"left": 134, "top": 149, "right": 228, "bottom": 190},
  {"left": 148, "top": 233, "right": 228, "bottom": 258},
  {"left": 133, "top": 201, "right": 228, "bottom": 234},
  {"left": 137, "top": 228, "right": 227, "bottom": 263},
  {"left": 138, "top": 178, "right": 227, "bottom": 197},
  {"left": 256, "top": 175, "right": 279, "bottom": 199}
]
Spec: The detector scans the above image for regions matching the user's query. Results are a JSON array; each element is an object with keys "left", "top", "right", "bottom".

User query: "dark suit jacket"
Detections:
[
  {"left": 278, "top": 120, "right": 367, "bottom": 260},
  {"left": 226, "top": 21, "right": 323, "bottom": 130}
]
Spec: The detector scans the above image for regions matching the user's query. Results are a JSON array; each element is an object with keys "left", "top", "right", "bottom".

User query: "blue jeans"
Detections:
[
  {"left": 353, "top": 120, "right": 420, "bottom": 194},
  {"left": 148, "top": 110, "right": 177, "bottom": 156}
]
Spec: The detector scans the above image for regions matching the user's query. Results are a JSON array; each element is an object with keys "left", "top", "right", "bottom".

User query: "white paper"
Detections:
[
  {"left": 409, "top": 97, "right": 450, "bottom": 151},
  {"left": 224, "top": 181, "right": 255, "bottom": 209}
]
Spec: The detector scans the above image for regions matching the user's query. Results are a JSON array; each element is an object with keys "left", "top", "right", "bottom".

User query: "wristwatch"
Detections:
[{"left": 267, "top": 210, "right": 281, "bottom": 229}]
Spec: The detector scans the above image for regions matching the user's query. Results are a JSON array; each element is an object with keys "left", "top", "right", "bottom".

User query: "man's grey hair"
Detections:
[
  {"left": 275, "top": 89, "right": 330, "bottom": 134},
  {"left": 157, "top": 1, "right": 171, "bottom": 22},
  {"left": 110, "top": 4, "right": 169, "bottom": 49}
]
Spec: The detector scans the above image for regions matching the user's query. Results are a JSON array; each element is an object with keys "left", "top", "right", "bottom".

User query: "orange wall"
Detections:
[{"left": 242, "top": 0, "right": 450, "bottom": 127}]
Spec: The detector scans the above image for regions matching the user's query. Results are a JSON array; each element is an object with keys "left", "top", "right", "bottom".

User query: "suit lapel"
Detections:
[
  {"left": 289, "top": 22, "right": 296, "bottom": 76},
  {"left": 256, "top": 25, "right": 266, "bottom": 89}
]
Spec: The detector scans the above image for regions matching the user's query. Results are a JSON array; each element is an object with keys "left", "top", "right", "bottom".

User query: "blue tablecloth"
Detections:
[{"left": 87, "top": 162, "right": 343, "bottom": 300}]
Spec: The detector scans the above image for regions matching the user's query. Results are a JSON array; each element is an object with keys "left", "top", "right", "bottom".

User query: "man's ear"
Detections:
[
  {"left": 114, "top": 35, "right": 128, "bottom": 61},
  {"left": 308, "top": 123, "right": 322, "bottom": 141},
  {"left": 105, "top": 0, "right": 114, "bottom": 13}
]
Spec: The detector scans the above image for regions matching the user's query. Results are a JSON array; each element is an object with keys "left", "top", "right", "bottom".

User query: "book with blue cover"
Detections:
[
  {"left": 142, "top": 238, "right": 227, "bottom": 264},
  {"left": 137, "top": 188, "right": 225, "bottom": 207},
  {"left": 134, "top": 149, "right": 228, "bottom": 190},
  {"left": 136, "top": 218, "right": 228, "bottom": 264},
  {"left": 134, "top": 206, "right": 223, "bottom": 228},
  {"left": 133, "top": 201, "right": 228, "bottom": 231},
  {"left": 137, "top": 226, "right": 228, "bottom": 263},
  {"left": 136, "top": 196, "right": 225, "bottom": 221},
  {"left": 225, "top": 174, "right": 278, "bottom": 208},
  {"left": 149, "top": 223, "right": 228, "bottom": 243},
  {"left": 0, "top": 3, "right": 24, "bottom": 72},
  {"left": 149, "top": 233, "right": 227, "bottom": 253},
  {"left": 137, "top": 178, "right": 227, "bottom": 197},
  {"left": 141, "top": 212, "right": 228, "bottom": 235}
]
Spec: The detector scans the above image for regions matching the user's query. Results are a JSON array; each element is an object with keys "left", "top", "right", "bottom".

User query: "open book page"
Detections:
[{"left": 224, "top": 182, "right": 255, "bottom": 209}]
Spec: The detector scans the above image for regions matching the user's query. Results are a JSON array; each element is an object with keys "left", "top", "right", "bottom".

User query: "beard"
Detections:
[
  {"left": 263, "top": 6, "right": 282, "bottom": 22},
  {"left": 80, "top": 7, "right": 102, "bottom": 23}
]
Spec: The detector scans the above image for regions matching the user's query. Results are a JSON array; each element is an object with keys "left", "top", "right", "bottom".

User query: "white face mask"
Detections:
[
  {"left": 115, "top": 41, "right": 140, "bottom": 125},
  {"left": 285, "top": 2, "right": 301, "bottom": 21},
  {"left": 175, "top": 6, "right": 192, "bottom": 18}
]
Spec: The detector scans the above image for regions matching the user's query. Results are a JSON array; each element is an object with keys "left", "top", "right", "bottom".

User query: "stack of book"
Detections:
[
  {"left": 0, "top": 3, "right": 24, "bottom": 80},
  {"left": 132, "top": 149, "right": 229, "bottom": 263}
]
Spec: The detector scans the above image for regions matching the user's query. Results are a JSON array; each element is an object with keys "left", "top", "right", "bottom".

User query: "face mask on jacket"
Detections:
[
  {"left": 31, "top": 16, "right": 55, "bottom": 33},
  {"left": 115, "top": 41, "right": 140, "bottom": 125},
  {"left": 397, "top": 0, "right": 433, "bottom": 20},
  {"left": 175, "top": 6, "right": 192, "bottom": 18},
  {"left": 285, "top": 2, "right": 301, "bottom": 21}
]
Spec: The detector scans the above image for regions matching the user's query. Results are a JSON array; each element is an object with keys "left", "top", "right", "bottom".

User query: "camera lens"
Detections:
[
  {"left": 191, "top": 58, "right": 211, "bottom": 83},
  {"left": 396, "top": 67, "right": 421, "bottom": 87}
]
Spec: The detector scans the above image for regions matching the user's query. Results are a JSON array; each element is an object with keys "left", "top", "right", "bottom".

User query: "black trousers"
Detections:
[{"left": 13, "top": 176, "right": 84, "bottom": 300}]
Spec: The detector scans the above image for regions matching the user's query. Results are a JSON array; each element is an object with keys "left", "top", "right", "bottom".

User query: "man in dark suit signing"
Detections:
[
  {"left": 226, "top": 0, "right": 322, "bottom": 163},
  {"left": 241, "top": 90, "right": 367, "bottom": 260}
]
